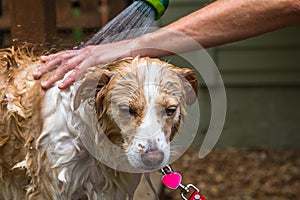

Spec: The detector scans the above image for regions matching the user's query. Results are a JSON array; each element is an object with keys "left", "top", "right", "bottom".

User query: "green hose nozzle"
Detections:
[{"left": 136, "top": 0, "right": 169, "bottom": 20}]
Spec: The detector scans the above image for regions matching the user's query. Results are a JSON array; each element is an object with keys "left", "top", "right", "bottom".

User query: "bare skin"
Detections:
[{"left": 33, "top": 0, "right": 300, "bottom": 89}]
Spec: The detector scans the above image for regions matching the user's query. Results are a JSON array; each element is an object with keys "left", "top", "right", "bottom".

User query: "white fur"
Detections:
[
  {"left": 127, "top": 61, "right": 170, "bottom": 170},
  {"left": 36, "top": 80, "right": 140, "bottom": 200}
]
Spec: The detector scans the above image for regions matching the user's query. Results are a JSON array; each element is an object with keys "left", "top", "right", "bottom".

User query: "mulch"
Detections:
[{"left": 160, "top": 147, "right": 300, "bottom": 200}]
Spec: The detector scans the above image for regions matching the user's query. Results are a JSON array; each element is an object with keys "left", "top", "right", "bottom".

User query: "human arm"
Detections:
[
  {"left": 34, "top": 0, "right": 300, "bottom": 89},
  {"left": 135, "top": 0, "right": 300, "bottom": 55}
]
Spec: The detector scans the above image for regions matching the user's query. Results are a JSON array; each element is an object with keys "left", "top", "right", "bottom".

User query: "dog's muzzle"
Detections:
[{"left": 141, "top": 148, "right": 164, "bottom": 167}]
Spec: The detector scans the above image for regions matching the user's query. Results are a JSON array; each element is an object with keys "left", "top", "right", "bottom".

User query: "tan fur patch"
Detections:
[{"left": 0, "top": 47, "right": 46, "bottom": 199}]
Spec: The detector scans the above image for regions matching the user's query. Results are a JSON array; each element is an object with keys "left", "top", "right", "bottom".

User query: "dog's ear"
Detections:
[
  {"left": 73, "top": 69, "right": 113, "bottom": 111},
  {"left": 175, "top": 67, "right": 198, "bottom": 105}
]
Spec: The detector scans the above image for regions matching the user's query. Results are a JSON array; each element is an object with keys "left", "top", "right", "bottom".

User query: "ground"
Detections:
[{"left": 160, "top": 147, "right": 300, "bottom": 200}]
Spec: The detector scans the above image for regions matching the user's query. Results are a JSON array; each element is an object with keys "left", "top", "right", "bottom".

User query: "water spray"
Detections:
[{"left": 78, "top": 0, "right": 169, "bottom": 48}]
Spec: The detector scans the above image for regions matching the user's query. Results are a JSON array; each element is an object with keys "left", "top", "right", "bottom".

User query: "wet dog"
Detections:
[{"left": 0, "top": 47, "right": 197, "bottom": 199}]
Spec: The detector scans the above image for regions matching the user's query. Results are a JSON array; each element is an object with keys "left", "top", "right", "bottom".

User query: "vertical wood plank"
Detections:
[
  {"left": 107, "top": 0, "right": 128, "bottom": 21},
  {"left": 81, "top": 0, "right": 98, "bottom": 11},
  {"left": 9, "top": 0, "right": 56, "bottom": 49},
  {"left": 0, "top": 0, "right": 3, "bottom": 46}
]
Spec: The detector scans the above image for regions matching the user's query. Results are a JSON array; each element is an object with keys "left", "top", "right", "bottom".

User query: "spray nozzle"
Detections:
[{"left": 136, "top": 0, "right": 169, "bottom": 20}]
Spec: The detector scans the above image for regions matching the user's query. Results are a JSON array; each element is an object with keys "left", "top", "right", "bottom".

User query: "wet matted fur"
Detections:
[{"left": 0, "top": 47, "right": 197, "bottom": 200}]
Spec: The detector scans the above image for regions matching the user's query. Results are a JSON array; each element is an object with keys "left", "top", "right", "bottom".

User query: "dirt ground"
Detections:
[{"left": 160, "top": 147, "right": 300, "bottom": 200}]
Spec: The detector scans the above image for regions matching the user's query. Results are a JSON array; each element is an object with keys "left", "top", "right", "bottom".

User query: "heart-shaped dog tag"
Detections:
[{"left": 161, "top": 172, "right": 182, "bottom": 190}]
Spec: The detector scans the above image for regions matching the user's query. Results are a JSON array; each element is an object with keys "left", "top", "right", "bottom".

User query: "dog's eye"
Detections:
[
  {"left": 164, "top": 106, "right": 177, "bottom": 116},
  {"left": 119, "top": 106, "right": 137, "bottom": 116}
]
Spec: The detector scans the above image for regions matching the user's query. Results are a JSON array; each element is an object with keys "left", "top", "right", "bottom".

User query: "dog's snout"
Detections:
[{"left": 141, "top": 149, "right": 164, "bottom": 167}]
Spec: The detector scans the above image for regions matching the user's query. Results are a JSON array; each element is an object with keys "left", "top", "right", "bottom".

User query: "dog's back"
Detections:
[{"left": 0, "top": 47, "right": 45, "bottom": 199}]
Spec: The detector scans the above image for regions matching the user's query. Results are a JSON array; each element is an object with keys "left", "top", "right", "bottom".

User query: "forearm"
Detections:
[{"left": 133, "top": 0, "right": 300, "bottom": 57}]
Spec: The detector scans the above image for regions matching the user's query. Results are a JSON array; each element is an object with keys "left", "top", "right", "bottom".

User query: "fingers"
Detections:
[
  {"left": 58, "top": 59, "right": 91, "bottom": 89},
  {"left": 58, "top": 70, "right": 78, "bottom": 89},
  {"left": 34, "top": 49, "right": 86, "bottom": 89},
  {"left": 41, "top": 73, "right": 62, "bottom": 89},
  {"left": 33, "top": 58, "right": 61, "bottom": 79},
  {"left": 34, "top": 45, "right": 103, "bottom": 89},
  {"left": 33, "top": 50, "right": 77, "bottom": 79},
  {"left": 40, "top": 50, "right": 75, "bottom": 63},
  {"left": 40, "top": 55, "right": 85, "bottom": 89}
]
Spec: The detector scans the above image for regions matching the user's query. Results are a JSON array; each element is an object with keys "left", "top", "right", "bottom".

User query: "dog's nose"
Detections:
[{"left": 141, "top": 148, "right": 164, "bottom": 168}]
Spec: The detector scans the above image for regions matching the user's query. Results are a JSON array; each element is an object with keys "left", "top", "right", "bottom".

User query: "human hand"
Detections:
[
  {"left": 33, "top": 46, "right": 99, "bottom": 89},
  {"left": 33, "top": 41, "right": 135, "bottom": 89}
]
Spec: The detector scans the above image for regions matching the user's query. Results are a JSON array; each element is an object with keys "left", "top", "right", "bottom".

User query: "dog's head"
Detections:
[{"left": 74, "top": 57, "right": 197, "bottom": 170}]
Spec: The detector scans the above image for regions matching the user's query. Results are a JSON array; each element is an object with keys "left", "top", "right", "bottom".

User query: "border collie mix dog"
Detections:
[{"left": 0, "top": 47, "right": 197, "bottom": 200}]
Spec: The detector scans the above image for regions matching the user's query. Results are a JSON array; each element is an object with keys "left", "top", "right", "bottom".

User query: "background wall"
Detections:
[{"left": 158, "top": 0, "right": 300, "bottom": 149}]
